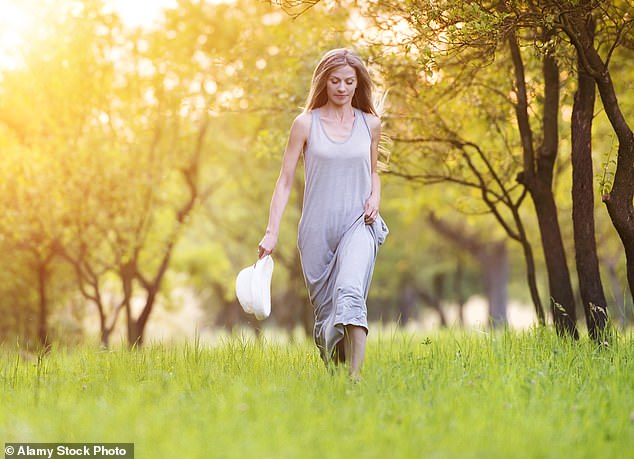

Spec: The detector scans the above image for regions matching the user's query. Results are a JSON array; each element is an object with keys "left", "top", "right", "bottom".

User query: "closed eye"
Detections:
[{"left": 330, "top": 78, "right": 356, "bottom": 85}]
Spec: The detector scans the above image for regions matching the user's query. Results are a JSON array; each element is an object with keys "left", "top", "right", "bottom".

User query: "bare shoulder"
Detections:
[{"left": 291, "top": 112, "right": 312, "bottom": 136}]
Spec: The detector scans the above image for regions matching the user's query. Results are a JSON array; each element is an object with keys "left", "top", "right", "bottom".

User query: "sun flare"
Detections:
[
  {"left": 0, "top": 0, "right": 180, "bottom": 69},
  {"left": 0, "top": 0, "right": 37, "bottom": 69},
  {"left": 106, "top": 0, "right": 178, "bottom": 28}
]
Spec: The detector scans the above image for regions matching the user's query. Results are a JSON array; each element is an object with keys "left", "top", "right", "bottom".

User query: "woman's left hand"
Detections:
[{"left": 364, "top": 194, "right": 380, "bottom": 224}]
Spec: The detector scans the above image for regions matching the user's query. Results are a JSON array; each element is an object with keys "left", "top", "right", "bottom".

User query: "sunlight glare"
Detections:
[
  {"left": 0, "top": 0, "right": 179, "bottom": 69},
  {"left": 106, "top": 0, "right": 178, "bottom": 28},
  {"left": 0, "top": 0, "right": 37, "bottom": 69}
]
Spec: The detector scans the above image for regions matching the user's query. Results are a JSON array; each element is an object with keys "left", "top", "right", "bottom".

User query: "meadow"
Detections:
[{"left": 1, "top": 327, "right": 633, "bottom": 459}]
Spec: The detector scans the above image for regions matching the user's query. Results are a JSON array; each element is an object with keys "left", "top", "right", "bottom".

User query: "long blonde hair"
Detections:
[{"left": 304, "top": 48, "right": 377, "bottom": 116}]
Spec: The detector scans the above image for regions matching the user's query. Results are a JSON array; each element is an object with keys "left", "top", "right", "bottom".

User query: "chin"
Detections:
[{"left": 331, "top": 97, "right": 350, "bottom": 105}]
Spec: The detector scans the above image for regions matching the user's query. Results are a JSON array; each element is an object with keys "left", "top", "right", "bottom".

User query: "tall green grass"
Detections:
[{"left": 1, "top": 328, "right": 633, "bottom": 458}]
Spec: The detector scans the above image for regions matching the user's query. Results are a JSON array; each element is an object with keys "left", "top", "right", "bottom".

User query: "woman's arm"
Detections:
[
  {"left": 364, "top": 114, "right": 382, "bottom": 224},
  {"left": 258, "top": 113, "right": 310, "bottom": 258}
]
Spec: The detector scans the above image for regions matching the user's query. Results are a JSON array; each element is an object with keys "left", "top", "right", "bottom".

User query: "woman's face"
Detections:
[{"left": 326, "top": 64, "right": 357, "bottom": 107}]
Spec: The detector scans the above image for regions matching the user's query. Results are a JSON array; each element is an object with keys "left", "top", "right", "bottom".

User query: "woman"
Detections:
[{"left": 258, "top": 48, "right": 388, "bottom": 377}]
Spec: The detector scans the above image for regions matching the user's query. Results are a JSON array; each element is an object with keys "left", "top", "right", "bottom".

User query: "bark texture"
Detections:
[
  {"left": 570, "top": 15, "right": 608, "bottom": 339},
  {"left": 509, "top": 33, "right": 579, "bottom": 337}
]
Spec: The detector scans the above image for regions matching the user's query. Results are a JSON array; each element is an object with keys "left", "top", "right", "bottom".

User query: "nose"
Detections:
[{"left": 337, "top": 81, "right": 346, "bottom": 92}]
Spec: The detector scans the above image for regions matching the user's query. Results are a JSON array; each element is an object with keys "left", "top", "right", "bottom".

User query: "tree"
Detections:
[
  {"left": 508, "top": 29, "right": 578, "bottom": 337},
  {"left": 369, "top": 28, "right": 552, "bottom": 326},
  {"left": 0, "top": 0, "right": 217, "bottom": 346},
  {"left": 362, "top": 0, "right": 615, "bottom": 335},
  {"left": 569, "top": 14, "right": 609, "bottom": 339},
  {"left": 427, "top": 213, "right": 509, "bottom": 325},
  {"left": 553, "top": 0, "right": 634, "bottom": 304}
]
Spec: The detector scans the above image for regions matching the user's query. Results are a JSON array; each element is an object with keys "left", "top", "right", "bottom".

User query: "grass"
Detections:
[{"left": 1, "top": 327, "right": 633, "bottom": 458}]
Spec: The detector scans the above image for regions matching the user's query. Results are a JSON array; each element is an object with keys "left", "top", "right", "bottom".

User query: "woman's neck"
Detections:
[{"left": 321, "top": 103, "right": 354, "bottom": 124}]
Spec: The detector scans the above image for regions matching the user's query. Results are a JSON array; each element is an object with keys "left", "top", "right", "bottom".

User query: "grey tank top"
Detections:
[{"left": 297, "top": 107, "right": 373, "bottom": 258}]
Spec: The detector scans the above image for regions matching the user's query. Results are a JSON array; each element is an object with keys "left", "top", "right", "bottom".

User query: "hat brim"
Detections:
[
  {"left": 251, "top": 255, "right": 273, "bottom": 320},
  {"left": 235, "top": 255, "right": 274, "bottom": 320},
  {"left": 235, "top": 265, "right": 255, "bottom": 314}
]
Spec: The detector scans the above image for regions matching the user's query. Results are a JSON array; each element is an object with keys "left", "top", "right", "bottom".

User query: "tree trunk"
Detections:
[
  {"left": 121, "top": 260, "right": 137, "bottom": 347},
  {"left": 36, "top": 262, "right": 50, "bottom": 350},
  {"left": 100, "top": 328, "right": 110, "bottom": 349},
  {"left": 397, "top": 278, "right": 418, "bottom": 325},
  {"left": 594, "top": 71, "right": 634, "bottom": 298},
  {"left": 564, "top": 6, "right": 634, "bottom": 301},
  {"left": 482, "top": 240, "right": 508, "bottom": 326},
  {"left": 211, "top": 280, "right": 252, "bottom": 330},
  {"left": 571, "top": 16, "right": 609, "bottom": 339},
  {"left": 509, "top": 34, "right": 578, "bottom": 337},
  {"left": 517, "top": 226, "right": 546, "bottom": 326},
  {"left": 428, "top": 214, "right": 507, "bottom": 326},
  {"left": 432, "top": 273, "right": 449, "bottom": 326},
  {"left": 128, "top": 320, "right": 143, "bottom": 348},
  {"left": 531, "top": 190, "right": 578, "bottom": 337},
  {"left": 455, "top": 260, "right": 466, "bottom": 325},
  {"left": 411, "top": 273, "right": 448, "bottom": 327},
  {"left": 96, "top": 300, "right": 110, "bottom": 348}
]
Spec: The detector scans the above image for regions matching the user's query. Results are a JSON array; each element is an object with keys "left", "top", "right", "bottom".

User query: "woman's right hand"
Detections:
[{"left": 258, "top": 232, "right": 278, "bottom": 259}]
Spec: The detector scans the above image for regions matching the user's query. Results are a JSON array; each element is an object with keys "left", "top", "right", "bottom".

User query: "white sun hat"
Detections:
[{"left": 235, "top": 255, "right": 274, "bottom": 320}]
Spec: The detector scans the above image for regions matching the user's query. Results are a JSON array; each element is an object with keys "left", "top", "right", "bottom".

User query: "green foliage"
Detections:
[
  {"left": 1, "top": 329, "right": 633, "bottom": 457},
  {"left": 1, "top": 0, "right": 632, "bottom": 343},
  {"left": 365, "top": 0, "right": 633, "bottom": 322}
]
